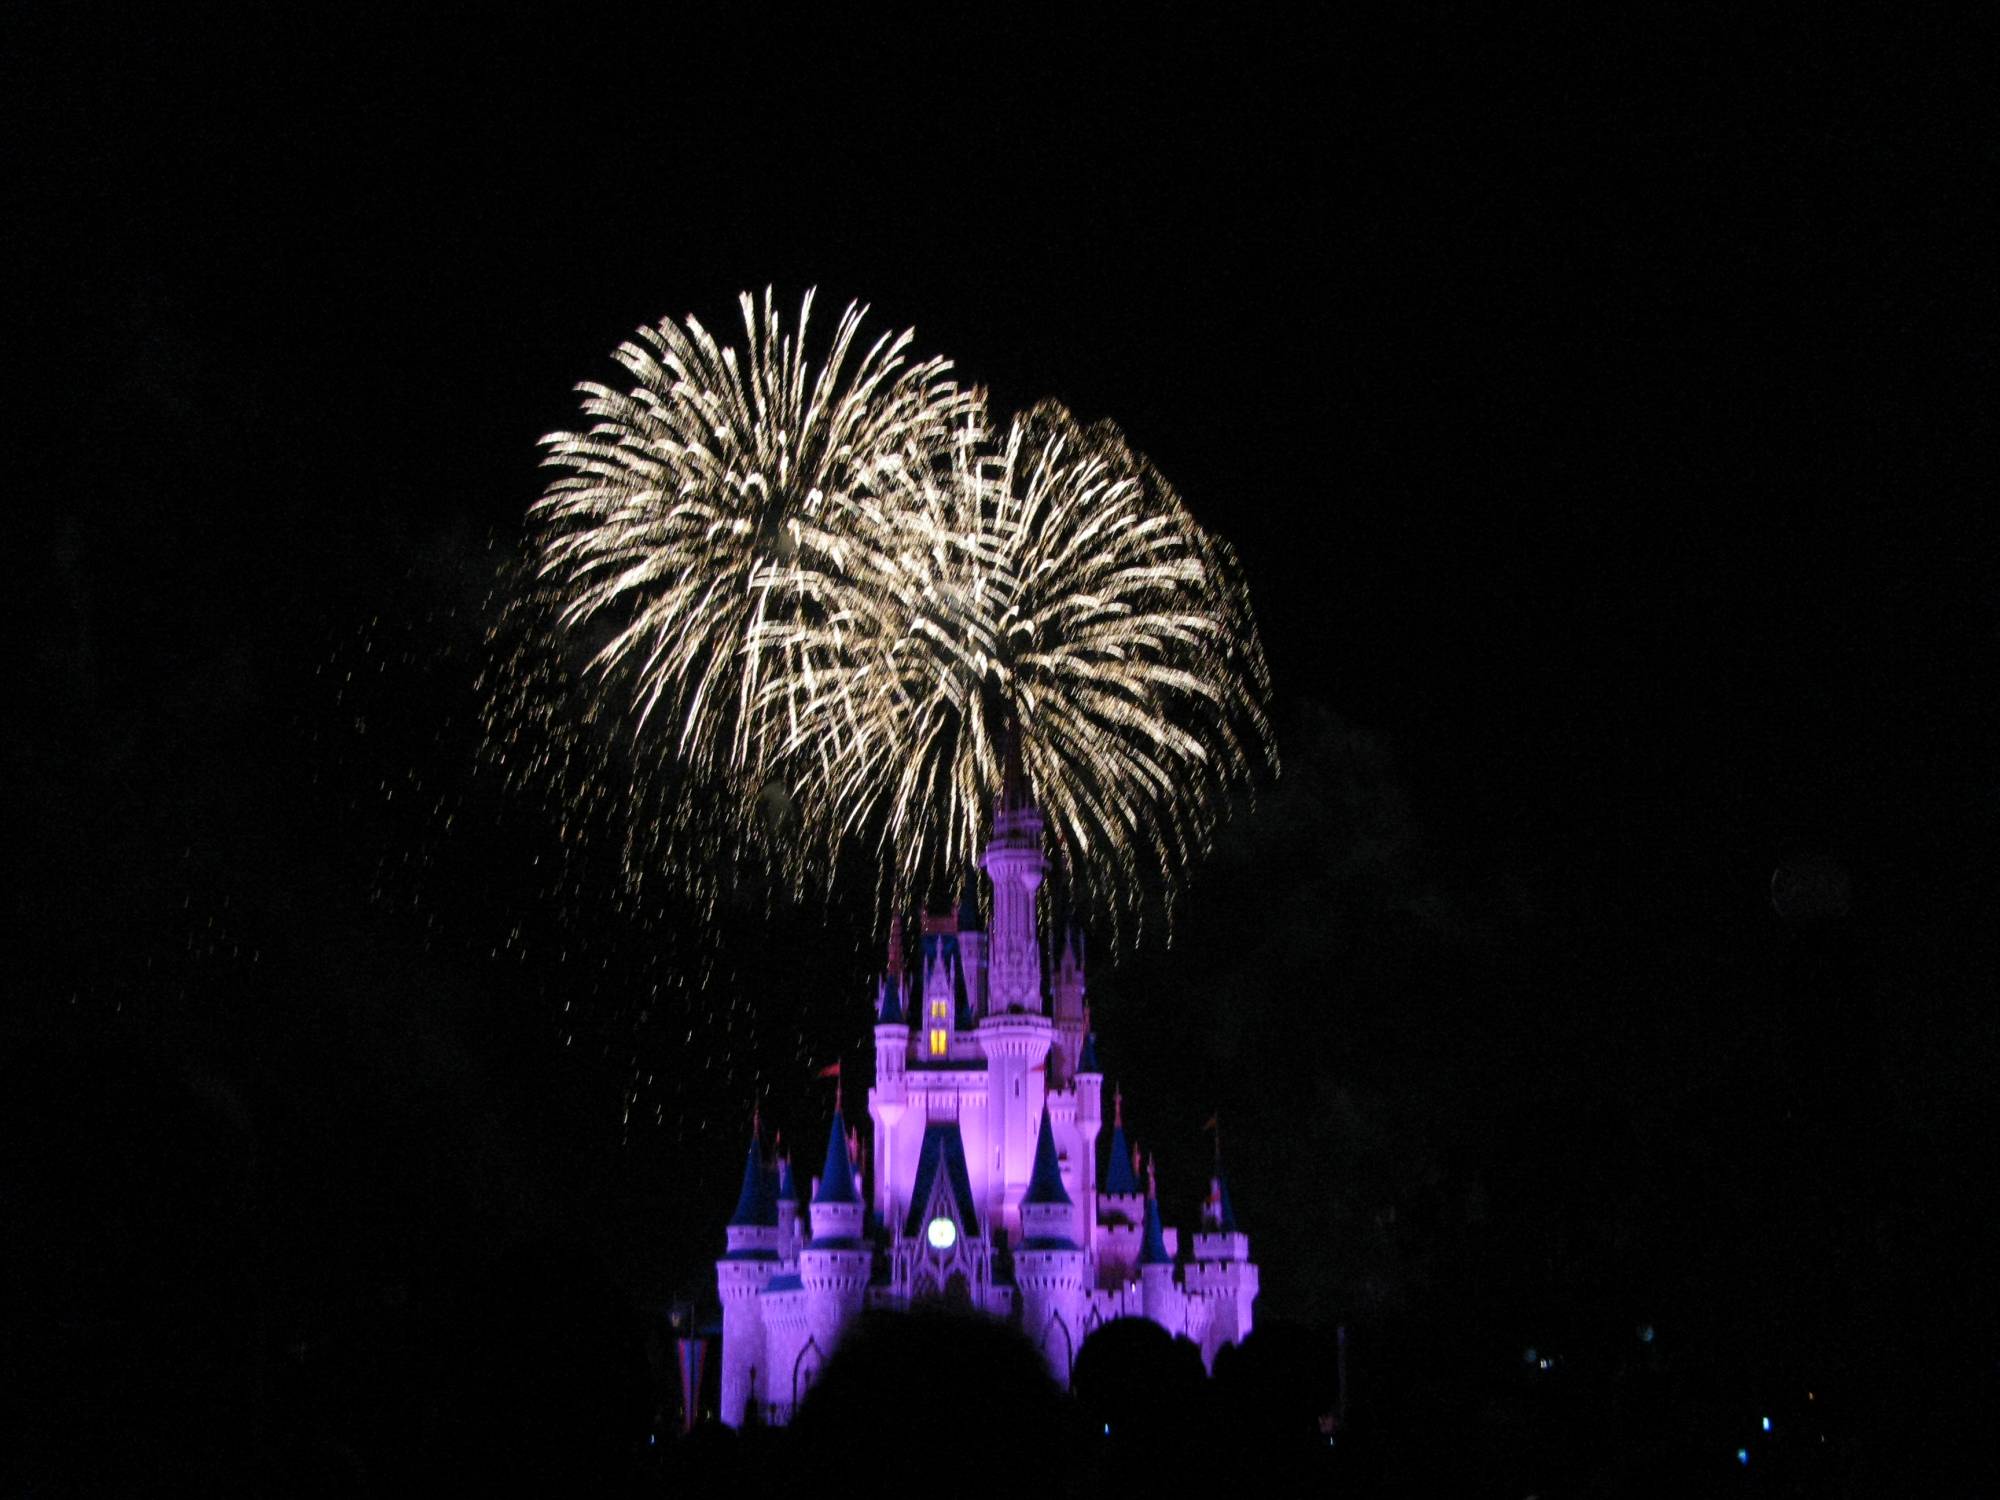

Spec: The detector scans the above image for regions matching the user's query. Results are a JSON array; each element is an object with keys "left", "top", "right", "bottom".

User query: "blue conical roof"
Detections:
[
  {"left": 813, "top": 1105, "right": 858, "bottom": 1204},
  {"left": 1140, "top": 1190, "right": 1171, "bottom": 1265},
  {"left": 1023, "top": 1107, "right": 1071, "bottom": 1206},
  {"left": 727, "top": 1128, "right": 777, "bottom": 1228},
  {"left": 1077, "top": 1032, "right": 1101, "bottom": 1075},
  {"left": 1104, "top": 1121, "right": 1140, "bottom": 1196},
  {"left": 877, "top": 974, "right": 905, "bottom": 1027},
  {"left": 1215, "top": 1173, "right": 1240, "bottom": 1233}
]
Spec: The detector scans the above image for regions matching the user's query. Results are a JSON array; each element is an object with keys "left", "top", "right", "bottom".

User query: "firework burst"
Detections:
[
  {"left": 778, "top": 400, "right": 1272, "bottom": 941},
  {"left": 528, "top": 288, "right": 982, "bottom": 776},
  {"left": 492, "top": 291, "right": 1274, "bottom": 947}
]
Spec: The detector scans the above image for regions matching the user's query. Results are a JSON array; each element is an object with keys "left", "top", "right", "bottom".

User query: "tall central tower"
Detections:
[
  {"left": 981, "top": 725, "right": 1046, "bottom": 1017},
  {"left": 977, "top": 723, "right": 1054, "bottom": 1236}
]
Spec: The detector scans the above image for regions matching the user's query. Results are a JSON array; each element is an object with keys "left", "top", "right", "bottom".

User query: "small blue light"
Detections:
[
  {"left": 1638, "top": 1323, "right": 1655, "bottom": 1344},
  {"left": 1761, "top": 1416, "right": 1771, "bottom": 1432},
  {"left": 1736, "top": 1448, "right": 1749, "bottom": 1466},
  {"left": 1524, "top": 1346, "right": 1538, "bottom": 1364}
]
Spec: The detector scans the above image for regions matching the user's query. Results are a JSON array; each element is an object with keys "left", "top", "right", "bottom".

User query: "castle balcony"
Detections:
[{"left": 976, "top": 1011, "right": 1054, "bottom": 1057}]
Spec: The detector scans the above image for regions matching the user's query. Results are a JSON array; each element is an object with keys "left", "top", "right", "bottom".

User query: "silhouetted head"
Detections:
[
  {"left": 792, "top": 1307, "right": 1076, "bottom": 1491},
  {"left": 1071, "top": 1315, "right": 1207, "bottom": 1444}
]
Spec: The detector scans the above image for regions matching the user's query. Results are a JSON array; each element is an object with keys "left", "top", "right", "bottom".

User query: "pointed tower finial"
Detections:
[
  {"left": 1146, "top": 1152, "right": 1157, "bottom": 1199},
  {"left": 1114, "top": 1084, "right": 1124, "bottom": 1129},
  {"left": 887, "top": 908, "right": 905, "bottom": 979}
]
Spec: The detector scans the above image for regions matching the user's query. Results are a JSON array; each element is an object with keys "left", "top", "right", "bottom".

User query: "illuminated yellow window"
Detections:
[
  {"left": 930, "top": 1028, "right": 947, "bottom": 1056},
  {"left": 932, "top": 1000, "right": 947, "bottom": 1020}
]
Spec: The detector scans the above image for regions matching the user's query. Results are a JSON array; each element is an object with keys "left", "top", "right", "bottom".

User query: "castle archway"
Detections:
[
  {"left": 792, "top": 1337, "right": 824, "bottom": 1409},
  {"left": 1047, "top": 1310, "right": 1074, "bottom": 1381}
]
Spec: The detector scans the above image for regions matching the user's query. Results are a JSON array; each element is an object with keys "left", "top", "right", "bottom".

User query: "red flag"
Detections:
[{"left": 816, "top": 1060, "right": 842, "bottom": 1079}]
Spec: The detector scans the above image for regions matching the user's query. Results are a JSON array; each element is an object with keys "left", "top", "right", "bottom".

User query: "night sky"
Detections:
[{"left": 8, "top": 8, "right": 1992, "bottom": 1490}]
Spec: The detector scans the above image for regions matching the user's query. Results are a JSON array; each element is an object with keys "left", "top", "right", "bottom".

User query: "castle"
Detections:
[{"left": 715, "top": 763, "right": 1258, "bottom": 1426}]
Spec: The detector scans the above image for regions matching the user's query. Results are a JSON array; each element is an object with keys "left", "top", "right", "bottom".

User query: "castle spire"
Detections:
[
  {"left": 1023, "top": 1105, "right": 1072, "bottom": 1206},
  {"left": 728, "top": 1119, "right": 777, "bottom": 1228},
  {"left": 814, "top": 1099, "right": 858, "bottom": 1205},
  {"left": 877, "top": 972, "right": 905, "bottom": 1026},
  {"left": 1103, "top": 1086, "right": 1140, "bottom": 1195},
  {"left": 1139, "top": 1155, "right": 1171, "bottom": 1265}
]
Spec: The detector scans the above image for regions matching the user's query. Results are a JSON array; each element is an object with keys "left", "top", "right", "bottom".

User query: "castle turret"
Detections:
[
  {"left": 1138, "top": 1157, "right": 1178, "bottom": 1328},
  {"left": 1017, "top": 1106, "right": 1086, "bottom": 1381},
  {"left": 716, "top": 1120, "right": 779, "bottom": 1426},
  {"left": 1073, "top": 1025, "right": 1104, "bottom": 1251},
  {"left": 799, "top": 1102, "right": 870, "bottom": 1398},
  {"left": 1186, "top": 1133, "right": 1259, "bottom": 1369},
  {"left": 1095, "top": 1087, "right": 1145, "bottom": 1286},
  {"left": 976, "top": 722, "right": 1054, "bottom": 1235},
  {"left": 871, "top": 971, "right": 910, "bottom": 1223}
]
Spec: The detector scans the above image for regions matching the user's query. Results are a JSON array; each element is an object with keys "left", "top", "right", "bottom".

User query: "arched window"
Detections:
[
  {"left": 1047, "top": 1310, "right": 1074, "bottom": 1380},
  {"left": 793, "top": 1338, "right": 824, "bottom": 1408}
]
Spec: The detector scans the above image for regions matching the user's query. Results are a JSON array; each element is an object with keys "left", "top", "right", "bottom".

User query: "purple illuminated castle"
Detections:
[{"left": 716, "top": 768, "right": 1258, "bottom": 1425}]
